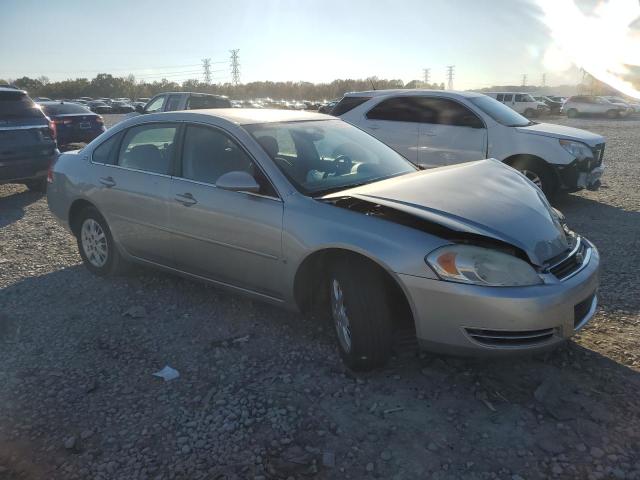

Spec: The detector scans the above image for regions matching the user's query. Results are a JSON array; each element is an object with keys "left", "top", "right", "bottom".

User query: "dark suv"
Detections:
[{"left": 0, "top": 87, "right": 58, "bottom": 192}]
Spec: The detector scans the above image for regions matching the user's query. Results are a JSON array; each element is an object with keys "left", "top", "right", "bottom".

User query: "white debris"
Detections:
[{"left": 152, "top": 365, "right": 180, "bottom": 382}]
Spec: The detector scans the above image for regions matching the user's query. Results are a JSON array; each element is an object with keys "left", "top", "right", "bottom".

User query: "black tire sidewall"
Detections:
[
  {"left": 511, "top": 158, "right": 557, "bottom": 200},
  {"left": 76, "top": 207, "right": 121, "bottom": 276},
  {"left": 327, "top": 258, "right": 393, "bottom": 371},
  {"left": 567, "top": 109, "right": 577, "bottom": 118}
]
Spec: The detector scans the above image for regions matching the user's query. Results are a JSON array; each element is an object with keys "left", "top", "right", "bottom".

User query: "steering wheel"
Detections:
[{"left": 323, "top": 154, "right": 353, "bottom": 178}]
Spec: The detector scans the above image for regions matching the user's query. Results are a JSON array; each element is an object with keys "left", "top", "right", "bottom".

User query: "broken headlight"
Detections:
[
  {"left": 426, "top": 245, "right": 542, "bottom": 287},
  {"left": 559, "top": 139, "right": 593, "bottom": 160}
]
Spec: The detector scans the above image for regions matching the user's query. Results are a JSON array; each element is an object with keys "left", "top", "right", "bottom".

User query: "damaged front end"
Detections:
[{"left": 555, "top": 142, "right": 605, "bottom": 191}]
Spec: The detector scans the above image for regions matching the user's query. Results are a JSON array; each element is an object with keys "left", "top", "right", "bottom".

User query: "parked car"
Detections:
[
  {"left": 318, "top": 99, "right": 338, "bottom": 114},
  {"left": 335, "top": 89, "right": 605, "bottom": 197},
  {"left": 39, "top": 101, "right": 105, "bottom": 148},
  {"left": 0, "top": 87, "right": 58, "bottom": 192},
  {"left": 562, "top": 95, "right": 630, "bottom": 118},
  {"left": 47, "top": 109, "right": 600, "bottom": 370},
  {"left": 33, "top": 97, "right": 52, "bottom": 102},
  {"left": 110, "top": 101, "right": 135, "bottom": 113},
  {"left": 533, "top": 95, "right": 563, "bottom": 114},
  {"left": 135, "top": 92, "right": 231, "bottom": 115},
  {"left": 87, "top": 101, "right": 112, "bottom": 114},
  {"left": 602, "top": 96, "right": 640, "bottom": 113},
  {"left": 485, "top": 92, "right": 544, "bottom": 117}
]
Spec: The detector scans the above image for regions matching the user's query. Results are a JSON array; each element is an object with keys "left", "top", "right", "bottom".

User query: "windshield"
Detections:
[
  {"left": 469, "top": 95, "right": 531, "bottom": 127},
  {"left": 245, "top": 119, "right": 417, "bottom": 196}
]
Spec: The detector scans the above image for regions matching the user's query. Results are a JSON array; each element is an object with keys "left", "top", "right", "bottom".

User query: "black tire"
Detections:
[
  {"left": 24, "top": 178, "right": 47, "bottom": 193},
  {"left": 606, "top": 109, "right": 619, "bottom": 119},
  {"left": 510, "top": 157, "right": 557, "bottom": 200},
  {"left": 567, "top": 108, "right": 578, "bottom": 118},
  {"left": 326, "top": 256, "right": 394, "bottom": 371},
  {"left": 524, "top": 108, "right": 535, "bottom": 117},
  {"left": 75, "top": 206, "right": 128, "bottom": 276}
]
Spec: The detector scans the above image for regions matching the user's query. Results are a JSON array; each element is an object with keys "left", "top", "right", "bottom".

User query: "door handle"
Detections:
[
  {"left": 175, "top": 192, "right": 197, "bottom": 206},
  {"left": 99, "top": 176, "right": 116, "bottom": 188}
]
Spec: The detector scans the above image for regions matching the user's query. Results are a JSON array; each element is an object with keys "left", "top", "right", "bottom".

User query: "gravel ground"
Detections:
[{"left": 1, "top": 116, "right": 639, "bottom": 480}]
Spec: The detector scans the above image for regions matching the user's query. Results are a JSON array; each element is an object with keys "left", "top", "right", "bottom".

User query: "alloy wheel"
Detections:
[
  {"left": 81, "top": 218, "right": 108, "bottom": 268},
  {"left": 330, "top": 278, "right": 352, "bottom": 353}
]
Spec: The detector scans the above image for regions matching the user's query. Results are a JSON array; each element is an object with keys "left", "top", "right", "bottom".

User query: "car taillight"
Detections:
[
  {"left": 47, "top": 154, "right": 59, "bottom": 184},
  {"left": 54, "top": 118, "right": 73, "bottom": 125},
  {"left": 48, "top": 119, "right": 57, "bottom": 140}
]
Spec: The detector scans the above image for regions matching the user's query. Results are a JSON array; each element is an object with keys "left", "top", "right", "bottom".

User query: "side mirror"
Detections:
[
  {"left": 215, "top": 171, "right": 260, "bottom": 194},
  {"left": 135, "top": 104, "right": 145, "bottom": 113}
]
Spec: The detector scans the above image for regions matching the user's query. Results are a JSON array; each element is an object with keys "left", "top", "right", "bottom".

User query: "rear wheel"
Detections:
[
  {"left": 75, "top": 207, "right": 128, "bottom": 276},
  {"left": 606, "top": 109, "right": 619, "bottom": 119},
  {"left": 567, "top": 108, "right": 578, "bottom": 118},
  {"left": 510, "top": 157, "right": 557, "bottom": 200},
  {"left": 24, "top": 179, "right": 47, "bottom": 193},
  {"left": 524, "top": 108, "right": 535, "bottom": 117},
  {"left": 327, "top": 257, "right": 394, "bottom": 371}
]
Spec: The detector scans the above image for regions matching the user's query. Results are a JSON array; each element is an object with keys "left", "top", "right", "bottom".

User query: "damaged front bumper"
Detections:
[{"left": 555, "top": 143, "right": 605, "bottom": 192}]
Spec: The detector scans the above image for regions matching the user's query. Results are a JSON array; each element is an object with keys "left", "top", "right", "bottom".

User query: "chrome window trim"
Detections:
[
  {"left": 171, "top": 175, "right": 282, "bottom": 202},
  {"left": 91, "top": 162, "right": 173, "bottom": 179}
]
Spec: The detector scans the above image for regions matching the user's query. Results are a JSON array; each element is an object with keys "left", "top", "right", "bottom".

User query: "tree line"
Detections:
[{"left": 1, "top": 74, "right": 446, "bottom": 101}]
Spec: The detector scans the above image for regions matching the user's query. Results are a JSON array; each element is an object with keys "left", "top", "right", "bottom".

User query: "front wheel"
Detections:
[
  {"left": 76, "top": 207, "right": 128, "bottom": 276},
  {"left": 567, "top": 108, "right": 578, "bottom": 118},
  {"left": 511, "top": 158, "right": 557, "bottom": 200},
  {"left": 327, "top": 257, "right": 394, "bottom": 371},
  {"left": 606, "top": 109, "right": 619, "bottom": 119}
]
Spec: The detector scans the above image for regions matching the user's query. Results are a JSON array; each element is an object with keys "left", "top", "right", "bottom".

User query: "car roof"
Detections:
[
  {"left": 343, "top": 89, "right": 483, "bottom": 99},
  {"left": 0, "top": 86, "right": 26, "bottom": 94},
  {"left": 178, "top": 108, "right": 334, "bottom": 125}
]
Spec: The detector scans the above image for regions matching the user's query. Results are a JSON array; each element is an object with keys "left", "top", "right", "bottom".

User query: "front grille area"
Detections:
[
  {"left": 549, "top": 239, "right": 588, "bottom": 280},
  {"left": 574, "top": 293, "right": 596, "bottom": 328},
  {"left": 465, "top": 327, "right": 555, "bottom": 347},
  {"left": 591, "top": 143, "right": 605, "bottom": 167}
]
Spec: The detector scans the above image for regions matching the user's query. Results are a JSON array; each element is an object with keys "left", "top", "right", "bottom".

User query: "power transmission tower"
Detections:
[
  {"left": 230, "top": 49, "right": 240, "bottom": 86},
  {"left": 521, "top": 74, "right": 527, "bottom": 87},
  {"left": 541, "top": 73, "right": 546, "bottom": 87},
  {"left": 423, "top": 68, "right": 430, "bottom": 86},
  {"left": 446, "top": 65, "right": 455, "bottom": 90},
  {"left": 202, "top": 58, "right": 212, "bottom": 84}
]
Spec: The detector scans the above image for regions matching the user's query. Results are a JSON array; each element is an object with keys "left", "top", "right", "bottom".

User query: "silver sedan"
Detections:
[{"left": 47, "top": 109, "right": 599, "bottom": 370}]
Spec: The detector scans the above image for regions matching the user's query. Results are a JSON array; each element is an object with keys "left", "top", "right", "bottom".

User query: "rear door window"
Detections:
[
  {"left": 92, "top": 132, "right": 123, "bottom": 165},
  {"left": 496, "top": 94, "right": 504, "bottom": 101},
  {"left": 331, "top": 96, "right": 371, "bottom": 116},
  {"left": 0, "top": 91, "right": 45, "bottom": 119},
  {"left": 503, "top": 94, "right": 513, "bottom": 102},
  {"left": 117, "top": 124, "right": 178, "bottom": 175},
  {"left": 366, "top": 96, "right": 424, "bottom": 123}
]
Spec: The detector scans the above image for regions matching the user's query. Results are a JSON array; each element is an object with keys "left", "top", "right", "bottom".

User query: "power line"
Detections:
[
  {"left": 230, "top": 49, "right": 240, "bottom": 86},
  {"left": 202, "top": 58, "right": 212, "bottom": 85},
  {"left": 446, "top": 65, "right": 455, "bottom": 90}
]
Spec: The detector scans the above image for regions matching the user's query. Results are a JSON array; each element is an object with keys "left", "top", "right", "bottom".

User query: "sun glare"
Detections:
[{"left": 537, "top": 0, "right": 640, "bottom": 98}]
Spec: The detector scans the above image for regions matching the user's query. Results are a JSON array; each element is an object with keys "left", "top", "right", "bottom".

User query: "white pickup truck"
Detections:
[{"left": 335, "top": 89, "right": 605, "bottom": 198}]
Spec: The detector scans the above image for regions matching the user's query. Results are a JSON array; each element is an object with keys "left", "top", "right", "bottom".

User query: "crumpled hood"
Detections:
[
  {"left": 324, "top": 159, "right": 569, "bottom": 266},
  {"left": 515, "top": 122, "right": 604, "bottom": 146}
]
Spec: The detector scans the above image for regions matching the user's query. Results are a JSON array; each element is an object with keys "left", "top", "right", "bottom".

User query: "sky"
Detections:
[{"left": 0, "top": 0, "right": 622, "bottom": 89}]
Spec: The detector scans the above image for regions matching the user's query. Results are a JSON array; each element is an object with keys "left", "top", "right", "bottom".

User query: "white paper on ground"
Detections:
[{"left": 152, "top": 365, "right": 180, "bottom": 382}]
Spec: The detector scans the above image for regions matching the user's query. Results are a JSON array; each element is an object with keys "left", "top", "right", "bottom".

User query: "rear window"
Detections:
[
  {"left": 331, "top": 96, "right": 371, "bottom": 116},
  {"left": 0, "top": 91, "right": 45, "bottom": 119},
  {"left": 186, "top": 95, "right": 231, "bottom": 109},
  {"left": 41, "top": 103, "right": 91, "bottom": 116}
]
